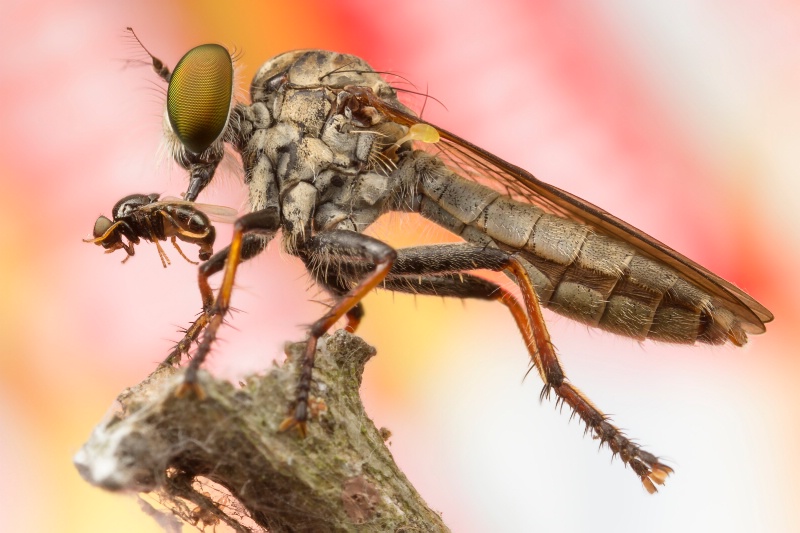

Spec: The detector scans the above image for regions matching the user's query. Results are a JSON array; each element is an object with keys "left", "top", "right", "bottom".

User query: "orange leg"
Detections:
[
  {"left": 278, "top": 231, "right": 397, "bottom": 436},
  {"left": 502, "top": 258, "right": 673, "bottom": 493},
  {"left": 172, "top": 209, "right": 279, "bottom": 392},
  {"left": 308, "top": 242, "right": 672, "bottom": 490},
  {"left": 161, "top": 250, "right": 219, "bottom": 366}
]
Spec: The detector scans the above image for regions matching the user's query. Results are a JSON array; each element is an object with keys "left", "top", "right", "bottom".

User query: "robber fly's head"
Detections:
[{"left": 164, "top": 43, "right": 234, "bottom": 156}]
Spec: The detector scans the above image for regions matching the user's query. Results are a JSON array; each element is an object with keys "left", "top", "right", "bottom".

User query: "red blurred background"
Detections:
[{"left": 1, "top": 1, "right": 798, "bottom": 531}]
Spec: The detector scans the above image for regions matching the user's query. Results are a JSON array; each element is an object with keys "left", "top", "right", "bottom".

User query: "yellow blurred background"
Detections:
[{"left": 1, "top": 1, "right": 798, "bottom": 531}]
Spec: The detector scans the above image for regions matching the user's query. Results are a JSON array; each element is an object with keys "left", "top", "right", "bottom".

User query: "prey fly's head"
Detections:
[{"left": 85, "top": 193, "right": 157, "bottom": 255}]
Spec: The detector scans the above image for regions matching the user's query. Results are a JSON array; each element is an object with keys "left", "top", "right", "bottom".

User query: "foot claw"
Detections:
[
  {"left": 175, "top": 381, "right": 206, "bottom": 400},
  {"left": 642, "top": 463, "right": 674, "bottom": 494},
  {"left": 278, "top": 416, "right": 307, "bottom": 438}
]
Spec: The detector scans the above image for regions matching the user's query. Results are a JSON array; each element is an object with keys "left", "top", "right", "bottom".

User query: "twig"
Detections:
[{"left": 74, "top": 330, "right": 449, "bottom": 532}]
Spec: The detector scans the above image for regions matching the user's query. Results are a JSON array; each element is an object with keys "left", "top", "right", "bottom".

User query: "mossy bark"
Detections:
[{"left": 75, "top": 331, "right": 449, "bottom": 532}]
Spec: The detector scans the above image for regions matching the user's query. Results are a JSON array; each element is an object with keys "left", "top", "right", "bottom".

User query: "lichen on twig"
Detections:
[{"left": 74, "top": 331, "right": 449, "bottom": 532}]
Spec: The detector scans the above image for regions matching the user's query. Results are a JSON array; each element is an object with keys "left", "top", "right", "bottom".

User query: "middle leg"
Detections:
[{"left": 315, "top": 243, "right": 673, "bottom": 491}]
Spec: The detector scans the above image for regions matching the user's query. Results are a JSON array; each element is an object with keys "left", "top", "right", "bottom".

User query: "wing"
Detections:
[
  {"left": 158, "top": 196, "right": 240, "bottom": 223},
  {"left": 356, "top": 88, "right": 772, "bottom": 333}
]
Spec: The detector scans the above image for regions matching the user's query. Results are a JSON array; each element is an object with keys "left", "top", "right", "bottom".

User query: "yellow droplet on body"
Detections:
[{"left": 407, "top": 123, "right": 440, "bottom": 144}]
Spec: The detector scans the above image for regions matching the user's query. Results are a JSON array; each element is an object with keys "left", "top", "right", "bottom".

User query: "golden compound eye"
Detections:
[{"left": 167, "top": 44, "right": 233, "bottom": 154}]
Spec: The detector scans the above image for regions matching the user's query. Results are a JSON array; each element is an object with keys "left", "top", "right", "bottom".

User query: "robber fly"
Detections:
[
  {"left": 122, "top": 29, "right": 772, "bottom": 493},
  {"left": 85, "top": 193, "right": 237, "bottom": 267}
]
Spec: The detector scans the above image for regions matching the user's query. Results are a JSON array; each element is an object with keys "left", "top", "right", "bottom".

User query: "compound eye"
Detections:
[
  {"left": 93, "top": 215, "right": 113, "bottom": 239},
  {"left": 167, "top": 44, "right": 233, "bottom": 154}
]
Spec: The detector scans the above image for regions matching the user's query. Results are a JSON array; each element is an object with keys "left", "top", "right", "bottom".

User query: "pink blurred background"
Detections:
[{"left": 1, "top": 1, "right": 798, "bottom": 531}]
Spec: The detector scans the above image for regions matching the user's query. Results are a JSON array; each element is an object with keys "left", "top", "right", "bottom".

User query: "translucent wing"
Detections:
[
  {"left": 356, "top": 88, "right": 772, "bottom": 333},
  {"left": 159, "top": 196, "right": 239, "bottom": 223}
]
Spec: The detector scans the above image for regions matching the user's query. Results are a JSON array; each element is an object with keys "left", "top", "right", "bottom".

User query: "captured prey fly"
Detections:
[
  {"left": 85, "top": 193, "right": 237, "bottom": 267},
  {"left": 117, "top": 29, "right": 772, "bottom": 493}
]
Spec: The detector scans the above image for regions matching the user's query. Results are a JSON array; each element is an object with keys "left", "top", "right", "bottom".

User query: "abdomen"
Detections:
[{"left": 415, "top": 154, "right": 744, "bottom": 346}]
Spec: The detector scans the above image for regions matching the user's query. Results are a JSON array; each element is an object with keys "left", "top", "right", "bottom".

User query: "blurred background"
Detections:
[{"left": 1, "top": 0, "right": 798, "bottom": 531}]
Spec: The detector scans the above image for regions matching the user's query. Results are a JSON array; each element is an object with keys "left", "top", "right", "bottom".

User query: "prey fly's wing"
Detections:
[{"left": 158, "top": 196, "right": 239, "bottom": 223}]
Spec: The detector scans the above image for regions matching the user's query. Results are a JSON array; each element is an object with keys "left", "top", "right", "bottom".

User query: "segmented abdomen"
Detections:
[{"left": 415, "top": 154, "right": 743, "bottom": 346}]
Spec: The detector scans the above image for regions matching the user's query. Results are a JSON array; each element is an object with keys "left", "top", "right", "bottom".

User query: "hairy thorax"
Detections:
[{"left": 229, "top": 50, "right": 416, "bottom": 252}]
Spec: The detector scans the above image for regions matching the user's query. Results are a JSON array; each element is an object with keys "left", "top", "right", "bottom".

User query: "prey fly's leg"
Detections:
[
  {"left": 169, "top": 237, "right": 198, "bottom": 265},
  {"left": 156, "top": 209, "right": 205, "bottom": 265},
  {"left": 279, "top": 230, "right": 397, "bottom": 436},
  {"left": 316, "top": 243, "right": 672, "bottom": 491},
  {"left": 164, "top": 208, "right": 279, "bottom": 367}
]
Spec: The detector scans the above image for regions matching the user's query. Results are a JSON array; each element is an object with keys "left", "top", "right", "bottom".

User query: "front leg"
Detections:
[{"left": 165, "top": 209, "right": 278, "bottom": 368}]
